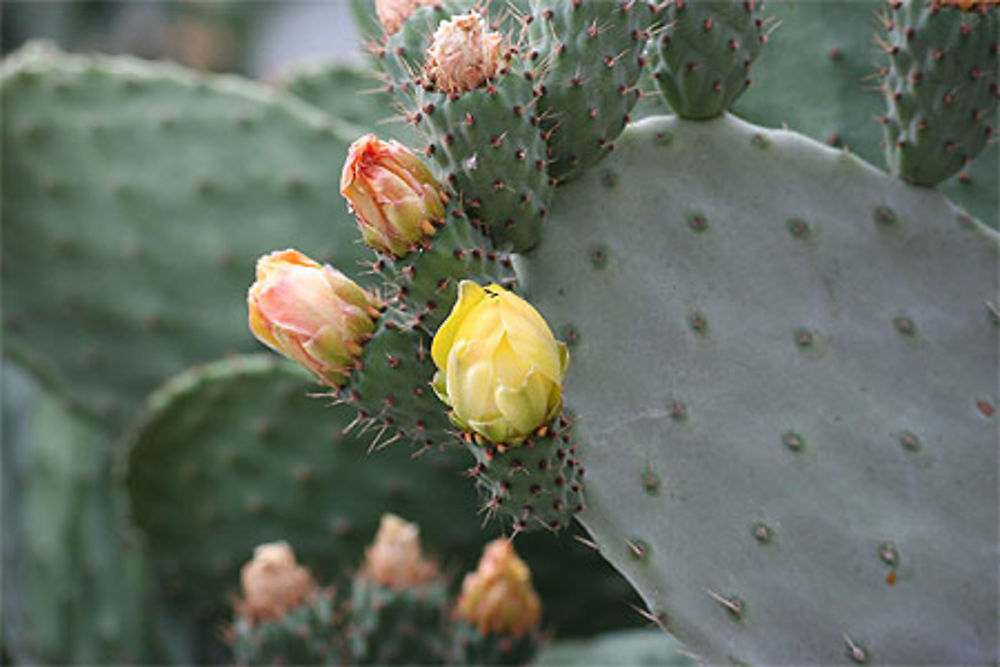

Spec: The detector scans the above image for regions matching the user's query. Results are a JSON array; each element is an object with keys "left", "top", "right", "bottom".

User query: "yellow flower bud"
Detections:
[
  {"left": 430, "top": 281, "right": 569, "bottom": 445},
  {"left": 424, "top": 12, "right": 503, "bottom": 95},
  {"left": 456, "top": 539, "right": 541, "bottom": 637},
  {"left": 238, "top": 541, "right": 317, "bottom": 625},
  {"left": 340, "top": 134, "right": 446, "bottom": 258},
  {"left": 248, "top": 249, "right": 380, "bottom": 386},
  {"left": 360, "top": 514, "right": 441, "bottom": 589}
]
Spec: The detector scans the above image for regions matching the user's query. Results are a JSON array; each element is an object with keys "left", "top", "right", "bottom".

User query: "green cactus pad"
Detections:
[
  {"left": 451, "top": 619, "right": 541, "bottom": 665},
  {"left": 229, "top": 590, "right": 342, "bottom": 666},
  {"left": 277, "top": 59, "right": 419, "bottom": 145},
  {"left": 341, "top": 320, "right": 454, "bottom": 448},
  {"left": 0, "top": 44, "right": 372, "bottom": 433},
  {"left": 462, "top": 417, "right": 586, "bottom": 533},
  {"left": 650, "top": 0, "right": 768, "bottom": 119},
  {"left": 534, "top": 628, "right": 697, "bottom": 666},
  {"left": 348, "top": 578, "right": 450, "bottom": 664},
  {"left": 728, "top": 0, "right": 997, "bottom": 227},
  {"left": 121, "top": 354, "right": 638, "bottom": 648},
  {"left": 373, "top": 201, "right": 517, "bottom": 335},
  {"left": 1, "top": 366, "right": 165, "bottom": 664},
  {"left": 526, "top": 0, "right": 657, "bottom": 182},
  {"left": 416, "top": 62, "right": 553, "bottom": 252},
  {"left": 516, "top": 115, "right": 998, "bottom": 663},
  {"left": 881, "top": 0, "right": 998, "bottom": 186}
]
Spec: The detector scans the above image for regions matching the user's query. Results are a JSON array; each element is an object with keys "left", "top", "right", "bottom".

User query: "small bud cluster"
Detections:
[
  {"left": 237, "top": 542, "right": 317, "bottom": 625},
  {"left": 424, "top": 12, "right": 503, "bottom": 94}
]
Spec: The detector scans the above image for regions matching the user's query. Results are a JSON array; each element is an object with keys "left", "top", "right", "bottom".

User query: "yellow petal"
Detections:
[
  {"left": 494, "top": 290, "right": 562, "bottom": 383},
  {"left": 447, "top": 340, "right": 500, "bottom": 424},
  {"left": 495, "top": 369, "right": 551, "bottom": 437},
  {"left": 431, "top": 280, "right": 486, "bottom": 371}
]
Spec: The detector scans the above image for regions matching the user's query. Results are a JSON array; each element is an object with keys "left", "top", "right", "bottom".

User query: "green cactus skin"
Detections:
[
  {"left": 120, "top": 354, "right": 640, "bottom": 657},
  {"left": 277, "top": 59, "right": 419, "bottom": 146},
  {"left": 462, "top": 417, "right": 586, "bottom": 533},
  {"left": 450, "top": 620, "right": 541, "bottom": 665},
  {"left": 0, "top": 44, "right": 372, "bottom": 433},
  {"left": 881, "top": 0, "right": 999, "bottom": 186},
  {"left": 1, "top": 366, "right": 168, "bottom": 664},
  {"left": 230, "top": 590, "right": 342, "bottom": 666},
  {"left": 722, "top": 0, "right": 998, "bottom": 228},
  {"left": 348, "top": 579, "right": 450, "bottom": 664},
  {"left": 371, "top": 199, "right": 518, "bottom": 335},
  {"left": 534, "top": 628, "right": 697, "bottom": 666},
  {"left": 416, "top": 60, "right": 554, "bottom": 253},
  {"left": 515, "top": 115, "right": 998, "bottom": 663},
  {"left": 650, "top": 0, "right": 768, "bottom": 119},
  {"left": 526, "top": 0, "right": 659, "bottom": 182},
  {"left": 340, "top": 320, "right": 455, "bottom": 449}
]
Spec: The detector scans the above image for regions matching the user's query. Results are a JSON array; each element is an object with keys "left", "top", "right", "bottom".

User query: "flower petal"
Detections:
[{"left": 432, "top": 280, "right": 486, "bottom": 370}]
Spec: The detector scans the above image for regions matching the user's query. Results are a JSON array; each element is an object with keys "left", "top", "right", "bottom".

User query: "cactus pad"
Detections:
[
  {"left": 516, "top": 114, "right": 998, "bottom": 663},
  {"left": 1, "top": 44, "right": 371, "bottom": 432}
]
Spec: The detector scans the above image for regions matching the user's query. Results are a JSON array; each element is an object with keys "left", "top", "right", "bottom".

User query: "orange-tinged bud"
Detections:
[
  {"left": 360, "top": 514, "right": 441, "bottom": 588},
  {"left": 248, "top": 249, "right": 380, "bottom": 386},
  {"left": 424, "top": 12, "right": 503, "bottom": 94},
  {"left": 238, "top": 541, "right": 317, "bottom": 625},
  {"left": 456, "top": 539, "right": 541, "bottom": 637},
  {"left": 376, "top": 0, "right": 439, "bottom": 35},
  {"left": 340, "top": 135, "right": 446, "bottom": 258}
]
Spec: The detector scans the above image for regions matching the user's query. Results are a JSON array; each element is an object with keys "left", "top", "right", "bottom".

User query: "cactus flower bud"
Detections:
[
  {"left": 340, "top": 134, "right": 446, "bottom": 258},
  {"left": 360, "top": 514, "right": 441, "bottom": 588},
  {"left": 248, "top": 249, "right": 380, "bottom": 386},
  {"left": 424, "top": 12, "right": 503, "bottom": 94},
  {"left": 456, "top": 539, "right": 541, "bottom": 637},
  {"left": 376, "top": 0, "right": 438, "bottom": 35},
  {"left": 238, "top": 541, "right": 317, "bottom": 624},
  {"left": 431, "top": 281, "right": 569, "bottom": 445}
]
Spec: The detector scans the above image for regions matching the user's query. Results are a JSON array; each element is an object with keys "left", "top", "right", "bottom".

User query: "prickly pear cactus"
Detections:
[
  {"left": 515, "top": 113, "right": 998, "bottom": 664},
  {"left": 0, "top": 44, "right": 371, "bottom": 432}
]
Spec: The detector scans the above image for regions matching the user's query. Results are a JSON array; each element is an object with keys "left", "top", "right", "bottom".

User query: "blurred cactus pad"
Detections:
[{"left": 2, "top": 0, "right": 998, "bottom": 664}]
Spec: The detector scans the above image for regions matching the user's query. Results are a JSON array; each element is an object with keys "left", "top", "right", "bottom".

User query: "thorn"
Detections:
[
  {"left": 572, "top": 534, "right": 601, "bottom": 551},
  {"left": 628, "top": 603, "right": 667, "bottom": 630}
]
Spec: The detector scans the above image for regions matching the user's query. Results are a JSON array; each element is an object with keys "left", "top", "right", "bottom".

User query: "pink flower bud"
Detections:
[
  {"left": 360, "top": 514, "right": 441, "bottom": 588},
  {"left": 375, "top": 0, "right": 438, "bottom": 35},
  {"left": 237, "top": 542, "right": 316, "bottom": 625},
  {"left": 340, "top": 134, "right": 446, "bottom": 258},
  {"left": 424, "top": 12, "right": 503, "bottom": 95},
  {"left": 248, "top": 249, "right": 380, "bottom": 386}
]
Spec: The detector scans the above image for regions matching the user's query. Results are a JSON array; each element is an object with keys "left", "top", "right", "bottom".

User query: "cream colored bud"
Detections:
[
  {"left": 239, "top": 541, "right": 316, "bottom": 624},
  {"left": 376, "top": 0, "right": 439, "bottom": 35},
  {"left": 424, "top": 12, "right": 503, "bottom": 94},
  {"left": 360, "top": 514, "right": 441, "bottom": 588}
]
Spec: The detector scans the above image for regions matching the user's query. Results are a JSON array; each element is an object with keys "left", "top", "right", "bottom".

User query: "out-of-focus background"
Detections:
[{"left": 3, "top": 1, "right": 364, "bottom": 78}]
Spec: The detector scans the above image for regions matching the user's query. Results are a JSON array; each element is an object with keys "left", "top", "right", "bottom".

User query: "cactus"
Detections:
[
  {"left": 514, "top": 113, "right": 998, "bottom": 663},
  {"left": 649, "top": 0, "right": 769, "bottom": 119},
  {"left": 4, "top": 0, "right": 999, "bottom": 663},
  {"left": 0, "top": 44, "right": 372, "bottom": 432},
  {"left": 526, "top": 0, "right": 658, "bottom": 181},
  {"left": 534, "top": 628, "right": 696, "bottom": 666},
  {"left": 1, "top": 367, "right": 167, "bottom": 664},
  {"left": 726, "top": 0, "right": 998, "bottom": 225},
  {"left": 879, "top": 0, "right": 998, "bottom": 186}
]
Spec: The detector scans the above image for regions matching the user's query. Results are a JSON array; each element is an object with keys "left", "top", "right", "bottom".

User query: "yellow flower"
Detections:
[
  {"left": 248, "top": 249, "right": 380, "bottom": 386},
  {"left": 431, "top": 281, "right": 568, "bottom": 445},
  {"left": 456, "top": 539, "right": 541, "bottom": 637}
]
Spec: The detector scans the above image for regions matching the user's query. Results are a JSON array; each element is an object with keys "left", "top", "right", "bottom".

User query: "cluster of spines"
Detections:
[
  {"left": 414, "top": 58, "right": 553, "bottom": 252},
  {"left": 463, "top": 415, "right": 586, "bottom": 534},
  {"left": 526, "top": 0, "right": 661, "bottom": 181},
  {"left": 878, "top": 0, "right": 999, "bottom": 186},
  {"left": 650, "top": 0, "right": 769, "bottom": 119},
  {"left": 369, "top": 198, "right": 517, "bottom": 336}
]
